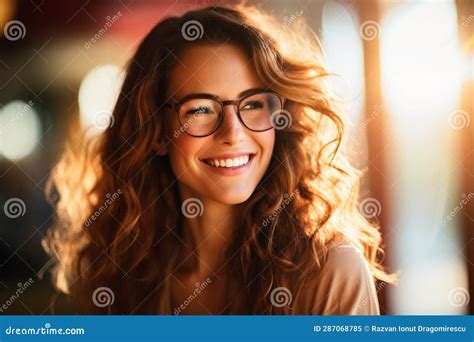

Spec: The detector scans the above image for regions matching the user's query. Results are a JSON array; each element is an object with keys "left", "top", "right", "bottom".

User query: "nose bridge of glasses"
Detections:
[
  {"left": 218, "top": 100, "right": 246, "bottom": 134},
  {"left": 220, "top": 100, "right": 241, "bottom": 120},
  {"left": 221, "top": 99, "right": 240, "bottom": 108}
]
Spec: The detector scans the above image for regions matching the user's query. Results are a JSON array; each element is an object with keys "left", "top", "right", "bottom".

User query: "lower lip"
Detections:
[{"left": 200, "top": 155, "right": 255, "bottom": 176}]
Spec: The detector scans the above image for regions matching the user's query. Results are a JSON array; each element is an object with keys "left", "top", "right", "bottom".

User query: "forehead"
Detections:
[{"left": 166, "top": 43, "right": 262, "bottom": 100}]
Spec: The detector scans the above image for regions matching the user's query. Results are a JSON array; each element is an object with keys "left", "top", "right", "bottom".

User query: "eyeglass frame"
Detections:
[{"left": 162, "top": 88, "right": 284, "bottom": 138}]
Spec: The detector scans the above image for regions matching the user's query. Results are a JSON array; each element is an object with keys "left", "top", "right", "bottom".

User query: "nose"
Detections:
[{"left": 215, "top": 105, "right": 245, "bottom": 145}]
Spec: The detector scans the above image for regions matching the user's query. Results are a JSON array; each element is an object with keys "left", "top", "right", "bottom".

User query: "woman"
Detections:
[{"left": 44, "top": 4, "right": 394, "bottom": 315}]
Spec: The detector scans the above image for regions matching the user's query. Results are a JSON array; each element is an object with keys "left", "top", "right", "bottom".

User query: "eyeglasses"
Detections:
[{"left": 163, "top": 89, "right": 283, "bottom": 137}]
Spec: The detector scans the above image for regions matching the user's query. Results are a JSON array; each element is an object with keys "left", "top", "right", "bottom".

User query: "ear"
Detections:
[
  {"left": 154, "top": 134, "right": 169, "bottom": 156},
  {"left": 153, "top": 111, "right": 171, "bottom": 156}
]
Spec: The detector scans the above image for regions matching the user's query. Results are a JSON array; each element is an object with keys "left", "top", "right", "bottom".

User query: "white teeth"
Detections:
[{"left": 205, "top": 155, "right": 252, "bottom": 168}]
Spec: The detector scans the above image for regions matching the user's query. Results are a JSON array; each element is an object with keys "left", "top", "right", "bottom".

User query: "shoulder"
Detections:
[
  {"left": 324, "top": 242, "right": 370, "bottom": 279},
  {"left": 292, "top": 242, "right": 380, "bottom": 315}
]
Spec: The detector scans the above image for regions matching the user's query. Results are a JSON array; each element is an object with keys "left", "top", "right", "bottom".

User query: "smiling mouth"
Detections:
[{"left": 201, "top": 154, "right": 256, "bottom": 168}]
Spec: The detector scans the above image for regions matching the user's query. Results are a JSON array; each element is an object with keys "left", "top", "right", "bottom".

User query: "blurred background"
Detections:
[{"left": 0, "top": 0, "right": 473, "bottom": 315}]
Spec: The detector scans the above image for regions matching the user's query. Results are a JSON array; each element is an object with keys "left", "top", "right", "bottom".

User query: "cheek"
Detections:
[
  {"left": 167, "top": 132, "right": 223, "bottom": 188},
  {"left": 168, "top": 134, "right": 204, "bottom": 171},
  {"left": 256, "top": 130, "right": 276, "bottom": 168},
  {"left": 164, "top": 114, "right": 201, "bottom": 172}
]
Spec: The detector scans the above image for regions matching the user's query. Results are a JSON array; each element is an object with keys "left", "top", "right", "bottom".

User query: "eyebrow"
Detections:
[{"left": 174, "top": 87, "right": 269, "bottom": 103}]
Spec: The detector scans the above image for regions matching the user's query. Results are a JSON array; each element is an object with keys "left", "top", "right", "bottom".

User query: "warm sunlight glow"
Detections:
[
  {"left": 381, "top": 2, "right": 463, "bottom": 119},
  {"left": 381, "top": 1, "right": 468, "bottom": 315},
  {"left": 322, "top": 0, "right": 365, "bottom": 123}
]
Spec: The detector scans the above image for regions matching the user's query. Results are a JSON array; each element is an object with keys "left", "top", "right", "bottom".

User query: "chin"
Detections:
[{"left": 211, "top": 189, "right": 254, "bottom": 205}]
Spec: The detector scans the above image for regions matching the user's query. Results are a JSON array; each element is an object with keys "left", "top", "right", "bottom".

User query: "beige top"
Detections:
[
  {"left": 165, "top": 242, "right": 380, "bottom": 315},
  {"left": 291, "top": 242, "right": 380, "bottom": 315}
]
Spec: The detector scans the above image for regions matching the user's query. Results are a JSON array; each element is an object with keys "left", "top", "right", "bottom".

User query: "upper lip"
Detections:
[{"left": 200, "top": 152, "right": 256, "bottom": 160}]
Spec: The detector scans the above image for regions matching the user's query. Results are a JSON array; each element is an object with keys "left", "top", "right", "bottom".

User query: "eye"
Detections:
[
  {"left": 186, "top": 106, "right": 213, "bottom": 115},
  {"left": 241, "top": 100, "right": 264, "bottom": 111}
]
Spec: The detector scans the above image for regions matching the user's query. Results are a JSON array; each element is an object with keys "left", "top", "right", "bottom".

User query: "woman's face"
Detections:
[{"left": 163, "top": 43, "right": 275, "bottom": 204}]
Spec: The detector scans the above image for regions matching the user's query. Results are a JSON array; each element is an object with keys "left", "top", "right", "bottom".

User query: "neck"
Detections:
[{"left": 177, "top": 185, "right": 241, "bottom": 278}]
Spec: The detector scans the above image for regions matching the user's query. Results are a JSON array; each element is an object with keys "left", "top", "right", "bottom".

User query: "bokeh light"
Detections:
[
  {"left": 78, "top": 64, "right": 125, "bottom": 134},
  {"left": 0, "top": 100, "right": 41, "bottom": 160}
]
